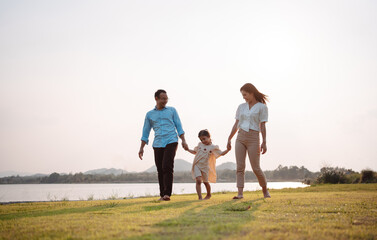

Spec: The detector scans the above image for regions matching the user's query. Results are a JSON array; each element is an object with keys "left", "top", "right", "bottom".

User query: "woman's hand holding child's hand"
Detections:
[
  {"left": 227, "top": 140, "right": 232, "bottom": 151},
  {"left": 261, "top": 142, "right": 267, "bottom": 154},
  {"left": 221, "top": 149, "right": 230, "bottom": 156}
]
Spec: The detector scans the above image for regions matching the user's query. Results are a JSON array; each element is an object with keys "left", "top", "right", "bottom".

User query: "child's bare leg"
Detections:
[
  {"left": 203, "top": 182, "right": 211, "bottom": 199},
  {"left": 196, "top": 177, "right": 203, "bottom": 200}
]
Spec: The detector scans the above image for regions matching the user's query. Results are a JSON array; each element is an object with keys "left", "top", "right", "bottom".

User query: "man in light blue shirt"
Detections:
[{"left": 139, "top": 89, "right": 188, "bottom": 201}]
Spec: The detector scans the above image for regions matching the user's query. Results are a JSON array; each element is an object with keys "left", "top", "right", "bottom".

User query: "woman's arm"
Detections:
[
  {"left": 227, "top": 120, "right": 239, "bottom": 150},
  {"left": 260, "top": 122, "right": 267, "bottom": 154}
]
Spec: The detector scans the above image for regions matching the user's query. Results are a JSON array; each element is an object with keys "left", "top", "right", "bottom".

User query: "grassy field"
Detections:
[{"left": 0, "top": 184, "right": 376, "bottom": 240}]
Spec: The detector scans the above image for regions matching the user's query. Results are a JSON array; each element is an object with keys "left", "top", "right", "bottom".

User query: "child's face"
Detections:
[{"left": 199, "top": 136, "right": 211, "bottom": 145}]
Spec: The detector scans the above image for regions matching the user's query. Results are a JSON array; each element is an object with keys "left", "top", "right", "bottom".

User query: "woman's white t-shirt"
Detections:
[{"left": 235, "top": 102, "right": 268, "bottom": 132}]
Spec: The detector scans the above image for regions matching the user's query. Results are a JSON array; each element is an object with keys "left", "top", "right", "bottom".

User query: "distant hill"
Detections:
[
  {"left": 0, "top": 171, "right": 48, "bottom": 178},
  {"left": 144, "top": 159, "right": 192, "bottom": 172},
  {"left": 144, "top": 160, "right": 237, "bottom": 173},
  {"left": 1, "top": 164, "right": 322, "bottom": 184},
  {"left": 217, "top": 162, "right": 236, "bottom": 171},
  {"left": 84, "top": 168, "right": 127, "bottom": 175},
  {"left": 1, "top": 162, "right": 235, "bottom": 179}
]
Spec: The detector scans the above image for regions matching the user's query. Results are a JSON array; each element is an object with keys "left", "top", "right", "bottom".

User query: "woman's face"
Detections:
[{"left": 241, "top": 90, "right": 254, "bottom": 103}]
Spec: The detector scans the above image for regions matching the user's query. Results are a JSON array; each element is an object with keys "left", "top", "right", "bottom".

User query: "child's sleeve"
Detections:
[
  {"left": 193, "top": 143, "right": 200, "bottom": 153},
  {"left": 211, "top": 145, "right": 223, "bottom": 159}
]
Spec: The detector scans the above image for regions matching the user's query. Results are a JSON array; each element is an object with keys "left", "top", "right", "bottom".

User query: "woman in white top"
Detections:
[{"left": 227, "top": 83, "right": 271, "bottom": 199}]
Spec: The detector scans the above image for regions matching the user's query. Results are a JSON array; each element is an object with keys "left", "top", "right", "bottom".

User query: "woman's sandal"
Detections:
[
  {"left": 263, "top": 191, "right": 271, "bottom": 198},
  {"left": 232, "top": 196, "right": 244, "bottom": 199}
]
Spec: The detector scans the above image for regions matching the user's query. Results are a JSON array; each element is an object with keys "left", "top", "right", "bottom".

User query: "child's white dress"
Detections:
[{"left": 191, "top": 142, "right": 223, "bottom": 183}]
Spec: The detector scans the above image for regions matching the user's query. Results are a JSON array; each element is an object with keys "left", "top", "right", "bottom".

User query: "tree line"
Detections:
[
  {"left": 315, "top": 167, "right": 377, "bottom": 184},
  {"left": 0, "top": 165, "right": 319, "bottom": 184}
]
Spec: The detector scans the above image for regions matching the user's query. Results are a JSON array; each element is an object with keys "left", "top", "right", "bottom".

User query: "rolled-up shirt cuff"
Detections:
[
  {"left": 177, "top": 130, "right": 185, "bottom": 137},
  {"left": 141, "top": 138, "right": 149, "bottom": 145}
]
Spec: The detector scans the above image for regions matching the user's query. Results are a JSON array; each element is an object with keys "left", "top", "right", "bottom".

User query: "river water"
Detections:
[{"left": 0, "top": 182, "right": 308, "bottom": 203}]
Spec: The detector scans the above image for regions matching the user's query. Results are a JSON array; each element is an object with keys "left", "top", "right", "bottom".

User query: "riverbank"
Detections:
[
  {"left": 1, "top": 184, "right": 376, "bottom": 239},
  {"left": 0, "top": 182, "right": 308, "bottom": 203}
]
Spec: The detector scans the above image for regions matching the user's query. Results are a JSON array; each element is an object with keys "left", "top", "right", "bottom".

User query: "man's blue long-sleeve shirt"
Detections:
[{"left": 141, "top": 106, "right": 185, "bottom": 148}]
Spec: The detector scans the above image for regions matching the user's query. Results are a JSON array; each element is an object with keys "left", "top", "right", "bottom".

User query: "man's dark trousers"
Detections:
[{"left": 153, "top": 142, "right": 178, "bottom": 197}]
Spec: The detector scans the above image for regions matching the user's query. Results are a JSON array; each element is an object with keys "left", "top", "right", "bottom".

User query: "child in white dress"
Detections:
[{"left": 186, "top": 130, "right": 230, "bottom": 200}]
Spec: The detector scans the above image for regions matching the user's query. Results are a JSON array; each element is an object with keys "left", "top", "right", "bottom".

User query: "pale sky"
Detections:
[{"left": 1, "top": 0, "right": 376, "bottom": 175}]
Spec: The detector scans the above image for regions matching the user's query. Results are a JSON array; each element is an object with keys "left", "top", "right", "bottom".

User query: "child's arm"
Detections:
[
  {"left": 220, "top": 149, "right": 230, "bottom": 156},
  {"left": 212, "top": 146, "right": 230, "bottom": 158},
  {"left": 186, "top": 148, "right": 197, "bottom": 155}
]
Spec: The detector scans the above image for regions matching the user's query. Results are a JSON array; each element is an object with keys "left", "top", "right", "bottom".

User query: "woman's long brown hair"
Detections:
[{"left": 240, "top": 83, "right": 269, "bottom": 104}]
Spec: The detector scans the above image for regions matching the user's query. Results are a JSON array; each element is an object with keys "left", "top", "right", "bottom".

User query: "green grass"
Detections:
[{"left": 1, "top": 184, "right": 376, "bottom": 239}]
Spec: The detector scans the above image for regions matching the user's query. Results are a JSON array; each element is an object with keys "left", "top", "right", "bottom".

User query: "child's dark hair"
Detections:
[{"left": 198, "top": 129, "right": 211, "bottom": 138}]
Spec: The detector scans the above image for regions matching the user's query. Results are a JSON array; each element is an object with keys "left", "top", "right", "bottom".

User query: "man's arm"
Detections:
[
  {"left": 139, "top": 141, "right": 147, "bottom": 160},
  {"left": 172, "top": 108, "right": 188, "bottom": 150},
  {"left": 139, "top": 114, "right": 152, "bottom": 160},
  {"left": 179, "top": 134, "right": 188, "bottom": 150}
]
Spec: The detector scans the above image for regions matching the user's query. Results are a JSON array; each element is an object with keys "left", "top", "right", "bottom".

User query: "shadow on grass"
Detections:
[
  {"left": 128, "top": 197, "right": 265, "bottom": 240},
  {"left": 0, "top": 200, "right": 147, "bottom": 221},
  {"left": 144, "top": 200, "right": 198, "bottom": 212}
]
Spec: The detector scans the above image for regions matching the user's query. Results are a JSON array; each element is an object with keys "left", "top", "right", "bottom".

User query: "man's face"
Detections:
[{"left": 156, "top": 93, "right": 168, "bottom": 108}]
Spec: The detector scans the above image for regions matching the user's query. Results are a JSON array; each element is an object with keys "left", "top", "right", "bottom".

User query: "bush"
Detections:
[
  {"left": 345, "top": 173, "right": 361, "bottom": 184},
  {"left": 316, "top": 168, "right": 346, "bottom": 184},
  {"left": 360, "top": 170, "right": 377, "bottom": 183},
  {"left": 315, "top": 167, "right": 360, "bottom": 184}
]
